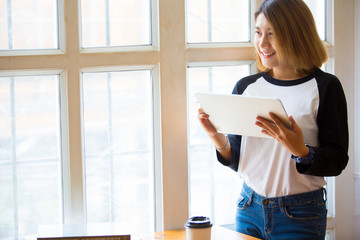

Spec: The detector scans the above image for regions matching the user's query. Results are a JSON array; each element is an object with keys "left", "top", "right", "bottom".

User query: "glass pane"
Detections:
[
  {"left": 188, "top": 65, "right": 250, "bottom": 225},
  {"left": 82, "top": 70, "right": 155, "bottom": 233},
  {"left": 187, "top": 0, "right": 250, "bottom": 43},
  {"left": 0, "top": 75, "right": 62, "bottom": 240},
  {"left": 80, "top": 0, "right": 151, "bottom": 48},
  {"left": 304, "top": 0, "right": 326, "bottom": 40},
  {"left": 0, "top": 0, "right": 58, "bottom": 50}
]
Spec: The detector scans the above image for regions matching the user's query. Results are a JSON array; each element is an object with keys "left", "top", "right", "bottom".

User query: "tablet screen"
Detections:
[{"left": 196, "top": 93, "right": 291, "bottom": 138}]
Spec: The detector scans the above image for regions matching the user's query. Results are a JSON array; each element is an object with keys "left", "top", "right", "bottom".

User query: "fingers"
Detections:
[
  {"left": 256, "top": 112, "right": 289, "bottom": 138},
  {"left": 198, "top": 107, "right": 209, "bottom": 120},
  {"left": 257, "top": 113, "right": 306, "bottom": 155},
  {"left": 197, "top": 107, "right": 218, "bottom": 136},
  {"left": 289, "top": 115, "right": 298, "bottom": 131},
  {"left": 255, "top": 116, "right": 276, "bottom": 137},
  {"left": 268, "top": 112, "right": 285, "bottom": 130}
]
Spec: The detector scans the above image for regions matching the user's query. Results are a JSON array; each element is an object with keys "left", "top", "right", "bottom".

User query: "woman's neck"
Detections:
[{"left": 270, "top": 67, "right": 306, "bottom": 80}]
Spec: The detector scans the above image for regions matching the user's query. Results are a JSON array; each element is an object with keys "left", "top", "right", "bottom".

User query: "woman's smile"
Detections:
[{"left": 261, "top": 51, "right": 276, "bottom": 58}]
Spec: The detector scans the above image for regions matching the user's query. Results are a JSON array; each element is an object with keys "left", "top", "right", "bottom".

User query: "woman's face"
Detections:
[{"left": 254, "top": 13, "right": 279, "bottom": 69}]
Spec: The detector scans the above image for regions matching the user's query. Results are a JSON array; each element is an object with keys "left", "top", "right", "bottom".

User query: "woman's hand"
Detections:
[
  {"left": 198, "top": 107, "right": 232, "bottom": 161},
  {"left": 198, "top": 107, "right": 218, "bottom": 137},
  {"left": 255, "top": 113, "right": 309, "bottom": 157}
]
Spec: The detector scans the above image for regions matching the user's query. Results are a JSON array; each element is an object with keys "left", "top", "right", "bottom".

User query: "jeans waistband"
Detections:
[{"left": 242, "top": 182, "right": 326, "bottom": 207}]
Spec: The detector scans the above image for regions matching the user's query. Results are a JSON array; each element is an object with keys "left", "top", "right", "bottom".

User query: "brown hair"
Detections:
[{"left": 255, "top": 0, "right": 328, "bottom": 74}]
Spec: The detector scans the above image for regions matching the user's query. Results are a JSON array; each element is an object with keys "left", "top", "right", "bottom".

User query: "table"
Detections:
[
  {"left": 132, "top": 226, "right": 260, "bottom": 240},
  {"left": 37, "top": 224, "right": 259, "bottom": 240}
]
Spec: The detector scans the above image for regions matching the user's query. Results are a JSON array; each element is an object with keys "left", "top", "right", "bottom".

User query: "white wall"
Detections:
[
  {"left": 354, "top": 0, "right": 360, "bottom": 238},
  {"left": 333, "top": 0, "right": 356, "bottom": 239}
]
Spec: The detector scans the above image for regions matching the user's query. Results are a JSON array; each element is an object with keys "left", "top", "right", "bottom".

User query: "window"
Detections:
[
  {"left": 82, "top": 70, "right": 155, "bottom": 232},
  {"left": 0, "top": 74, "right": 62, "bottom": 239},
  {"left": 0, "top": 0, "right": 58, "bottom": 50},
  {"left": 187, "top": 64, "right": 250, "bottom": 225},
  {"left": 0, "top": 0, "right": 159, "bottom": 238},
  {"left": 80, "top": 0, "right": 151, "bottom": 48},
  {"left": 304, "top": 0, "right": 326, "bottom": 41},
  {"left": 0, "top": 0, "right": 337, "bottom": 239},
  {"left": 186, "top": 0, "right": 250, "bottom": 43}
]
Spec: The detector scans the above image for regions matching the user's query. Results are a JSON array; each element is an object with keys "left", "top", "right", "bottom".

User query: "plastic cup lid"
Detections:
[{"left": 185, "top": 216, "right": 213, "bottom": 228}]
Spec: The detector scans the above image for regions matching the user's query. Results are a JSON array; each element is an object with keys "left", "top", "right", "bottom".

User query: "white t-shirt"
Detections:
[{"left": 216, "top": 69, "right": 349, "bottom": 197}]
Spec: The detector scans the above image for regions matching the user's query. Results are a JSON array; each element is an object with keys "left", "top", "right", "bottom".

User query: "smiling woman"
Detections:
[
  {"left": 254, "top": 0, "right": 328, "bottom": 77},
  {"left": 197, "top": 0, "right": 348, "bottom": 239}
]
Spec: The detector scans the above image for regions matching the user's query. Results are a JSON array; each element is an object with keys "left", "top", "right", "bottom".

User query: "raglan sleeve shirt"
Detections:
[{"left": 216, "top": 70, "right": 349, "bottom": 178}]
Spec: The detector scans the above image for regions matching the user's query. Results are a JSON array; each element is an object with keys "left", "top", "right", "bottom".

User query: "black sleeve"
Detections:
[
  {"left": 216, "top": 134, "right": 242, "bottom": 172},
  {"left": 296, "top": 73, "right": 349, "bottom": 176}
]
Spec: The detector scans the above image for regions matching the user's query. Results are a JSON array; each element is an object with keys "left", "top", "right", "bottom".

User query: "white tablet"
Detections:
[{"left": 195, "top": 93, "right": 291, "bottom": 138}]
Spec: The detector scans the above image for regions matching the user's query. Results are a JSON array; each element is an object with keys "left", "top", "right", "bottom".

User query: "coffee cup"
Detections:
[{"left": 185, "top": 216, "right": 212, "bottom": 240}]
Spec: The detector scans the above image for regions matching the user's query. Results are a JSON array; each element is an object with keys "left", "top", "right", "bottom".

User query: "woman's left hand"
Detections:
[{"left": 255, "top": 113, "right": 309, "bottom": 157}]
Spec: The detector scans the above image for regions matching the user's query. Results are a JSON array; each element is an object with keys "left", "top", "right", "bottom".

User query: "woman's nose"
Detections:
[{"left": 259, "top": 35, "right": 270, "bottom": 48}]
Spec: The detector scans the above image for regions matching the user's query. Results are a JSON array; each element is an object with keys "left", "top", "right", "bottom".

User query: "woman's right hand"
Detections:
[
  {"left": 198, "top": 107, "right": 218, "bottom": 137},
  {"left": 198, "top": 107, "right": 232, "bottom": 161}
]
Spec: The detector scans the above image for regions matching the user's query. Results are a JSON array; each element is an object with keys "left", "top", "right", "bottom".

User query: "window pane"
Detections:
[
  {"left": 0, "top": 75, "right": 62, "bottom": 240},
  {"left": 188, "top": 65, "right": 249, "bottom": 225},
  {"left": 80, "top": 0, "right": 151, "bottom": 48},
  {"left": 0, "top": 0, "right": 58, "bottom": 50},
  {"left": 82, "top": 70, "right": 155, "bottom": 233},
  {"left": 304, "top": 0, "right": 326, "bottom": 40},
  {"left": 186, "top": 0, "right": 250, "bottom": 43}
]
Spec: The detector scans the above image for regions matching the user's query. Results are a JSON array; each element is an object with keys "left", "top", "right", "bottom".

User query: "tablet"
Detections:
[{"left": 195, "top": 93, "right": 291, "bottom": 138}]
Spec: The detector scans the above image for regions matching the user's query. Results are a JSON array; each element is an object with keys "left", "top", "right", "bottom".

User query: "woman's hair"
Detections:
[{"left": 255, "top": 0, "right": 328, "bottom": 74}]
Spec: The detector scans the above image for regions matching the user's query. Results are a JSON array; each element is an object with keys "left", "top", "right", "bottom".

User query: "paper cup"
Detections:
[{"left": 185, "top": 216, "right": 212, "bottom": 240}]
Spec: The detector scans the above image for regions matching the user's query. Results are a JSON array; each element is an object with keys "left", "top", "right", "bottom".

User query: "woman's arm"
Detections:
[
  {"left": 297, "top": 74, "right": 349, "bottom": 176},
  {"left": 198, "top": 108, "right": 232, "bottom": 162}
]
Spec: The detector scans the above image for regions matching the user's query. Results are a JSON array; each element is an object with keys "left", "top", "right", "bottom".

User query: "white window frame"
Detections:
[{"left": 0, "top": 0, "right": 357, "bottom": 238}]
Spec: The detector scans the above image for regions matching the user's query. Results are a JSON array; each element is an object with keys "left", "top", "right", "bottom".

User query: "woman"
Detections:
[{"left": 198, "top": 0, "right": 349, "bottom": 239}]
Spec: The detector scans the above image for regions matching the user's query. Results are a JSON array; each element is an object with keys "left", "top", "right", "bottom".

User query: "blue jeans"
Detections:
[{"left": 236, "top": 183, "right": 327, "bottom": 240}]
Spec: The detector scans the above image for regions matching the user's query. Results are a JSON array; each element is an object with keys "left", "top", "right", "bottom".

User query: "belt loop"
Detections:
[
  {"left": 278, "top": 197, "right": 286, "bottom": 213},
  {"left": 243, "top": 183, "right": 254, "bottom": 205},
  {"left": 248, "top": 189, "right": 254, "bottom": 205},
  {"left": 323, "top": 188, "right": 327, "bottom": 202}
]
